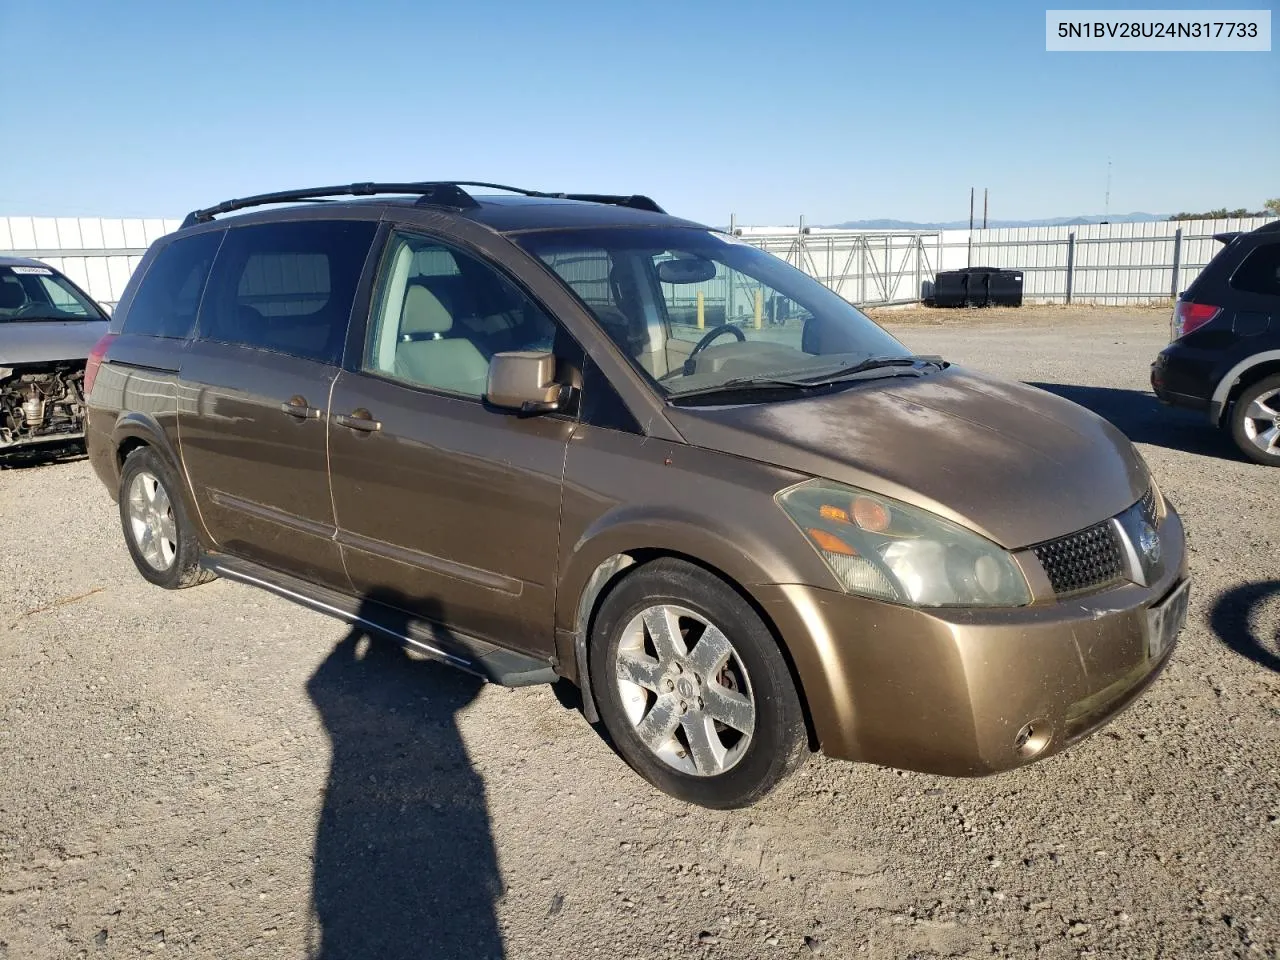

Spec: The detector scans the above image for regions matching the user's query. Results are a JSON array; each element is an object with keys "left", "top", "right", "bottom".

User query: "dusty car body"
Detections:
[
  {"left": 0, "top": 256, "right": 108, "bottom": 454},
  {"left": 85, "top": 182, "right": 1189, "bottom": 808}
]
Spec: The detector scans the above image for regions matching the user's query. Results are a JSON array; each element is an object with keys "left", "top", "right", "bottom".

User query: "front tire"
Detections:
[
  {"left": 589, "top": 558, "right": 807, "bottom": 809},
  {"left": 118, "top": 446, "right": 214, "bottom": 589},
  {"left": 1229, "top": 374, "right": 1280, "bottom": 467}
]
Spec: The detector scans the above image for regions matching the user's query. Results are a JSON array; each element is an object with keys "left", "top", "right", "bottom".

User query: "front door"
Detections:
[
  {"left": 177, "top": 218, "right": 378, "bottom": 588},
  {"left": 327, "top": 230, "right": 577, "bottom": 656}
]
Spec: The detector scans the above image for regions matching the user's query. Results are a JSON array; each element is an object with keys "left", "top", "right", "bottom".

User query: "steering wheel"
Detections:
[
  {"left": 10, "top": 302, "right": 42, "bottom": 318},
  {"left": 689, "top": 322, "right": 745, "bottom": 357}
]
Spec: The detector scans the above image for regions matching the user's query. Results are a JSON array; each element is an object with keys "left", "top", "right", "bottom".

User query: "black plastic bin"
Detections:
[
  {"left": 932, "top": 270, "right": 968, "bottom": 307},
  {"left": 931, "top": 267, "right": 1023, "bottom": 307},
  {"left": 988, "top": 269, "right": 1024, "bottom": 307}
]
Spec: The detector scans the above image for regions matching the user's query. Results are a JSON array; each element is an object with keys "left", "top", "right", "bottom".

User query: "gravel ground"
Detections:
[{"left": 2, "top": 306, "right": 1277, "bottom": 960}]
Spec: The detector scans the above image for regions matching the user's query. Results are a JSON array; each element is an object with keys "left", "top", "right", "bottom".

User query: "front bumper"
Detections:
[{"left": 756, "top": 506, "right": 1187, "bottom": 777}]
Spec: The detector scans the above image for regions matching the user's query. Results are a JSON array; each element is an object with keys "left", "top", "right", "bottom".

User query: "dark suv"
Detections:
[
  {"left": 87, "top": 182, "right": 1187, "bottom": 808},
  {"left": 1152, "top": 219, "right": 1280, "bottom": 465}
]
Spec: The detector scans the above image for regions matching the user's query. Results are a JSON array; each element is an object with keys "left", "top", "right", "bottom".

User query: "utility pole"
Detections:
[
  {"left": 1104, "top": 158, "right": 1112, "bottom": 218},
  {"left": 982, "top": 188, "right": 988, "bottom": 229},
  {"left": 967, "top": 187, "right": 975, "bottom": 267}
]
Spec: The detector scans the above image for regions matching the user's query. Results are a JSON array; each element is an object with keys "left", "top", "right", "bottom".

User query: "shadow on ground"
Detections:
[
  {"left": 1209, "top": 581, "right": 1280, "bottom": 674},
  {"left": 1027, "top": 383, "right": 1243, "bottom": 460},
  {"left": 306, "top": 593, "right": 505, "bottom": 959},
  {"left": 0, "top": 441, "right": 88, "bottom": 470}
]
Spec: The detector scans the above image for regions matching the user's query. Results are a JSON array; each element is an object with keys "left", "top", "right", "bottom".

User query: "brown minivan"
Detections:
[{"left": 86, "top": 182, "right": 1189, "bottom": 808}]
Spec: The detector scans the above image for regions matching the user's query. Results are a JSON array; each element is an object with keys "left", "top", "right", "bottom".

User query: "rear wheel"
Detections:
[
  {"left": 118, "top": 446, "right": 214, "bottom": 588},
  {"left": 1229, "top": 374, "right": 1280, "bottom": 467},
  {"left": 589, "top": 558, "right": 807, "bottom": 808}
]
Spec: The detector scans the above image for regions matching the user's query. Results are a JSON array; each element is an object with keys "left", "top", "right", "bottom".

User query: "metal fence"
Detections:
[
  {"left": 741, "top": 215, "right": 1275, "bottom": 306},
  {"left": 3, "top": 213, "right": 1275, "bottom": 311}
]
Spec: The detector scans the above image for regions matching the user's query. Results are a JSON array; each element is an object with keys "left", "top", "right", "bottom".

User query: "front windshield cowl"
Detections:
[{"left": 518, "top": 227, "right": 911, "bottom": 402}]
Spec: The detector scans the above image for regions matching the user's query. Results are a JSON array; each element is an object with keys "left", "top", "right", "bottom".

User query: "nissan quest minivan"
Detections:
[{"left": 86, "top": 182, "right": 1188, "bottom": 808}]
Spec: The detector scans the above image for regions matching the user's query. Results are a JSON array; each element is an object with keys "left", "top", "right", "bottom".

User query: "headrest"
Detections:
[
  {"left": 0, "top": 278, "right": 27, "bottom": 309},
  {"left": 400, "top": 284, "right": 453, "bottom": 335}
]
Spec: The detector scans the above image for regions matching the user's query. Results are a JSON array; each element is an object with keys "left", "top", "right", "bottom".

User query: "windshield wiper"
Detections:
[
  {"left": 669, "top": 355, "right": 946, "bottom": 404},
  {"left": 802, "top": 354, "right": 945, "bottom": 384}
]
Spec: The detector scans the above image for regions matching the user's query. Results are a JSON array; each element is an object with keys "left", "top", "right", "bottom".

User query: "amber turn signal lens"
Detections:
[
  {"left": 808, "top": 528, "right": 857, "bottom": 556},
  {"left": 819, "top": 504, "right": 850, "bottom": 523},
  {"left": 851, "top": 496, "right": 890, "bottom": 532}
]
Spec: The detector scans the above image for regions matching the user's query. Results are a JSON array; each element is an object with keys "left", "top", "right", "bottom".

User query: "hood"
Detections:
[
  {"left": 665, "top": 366, "right": 1148, "bottom": 549},
  {"left": 0, "top": 320, "right": 109, "bottom": 366}
]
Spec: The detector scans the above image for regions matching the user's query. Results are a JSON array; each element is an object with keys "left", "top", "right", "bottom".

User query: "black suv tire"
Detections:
[
  {"left": 1229, "top": 374, "right": 1280, "bottom": 467},
  {"left": 589, "top": 558, "right": 808, "bottom": 808},
  {"left": 118, "top": 446, "right": 215, "bottom": 589}
]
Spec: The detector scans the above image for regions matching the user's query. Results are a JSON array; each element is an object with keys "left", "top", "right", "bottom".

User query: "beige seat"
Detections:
[{"left": 393, "top": 284, "right": 490, "bottom": 396}]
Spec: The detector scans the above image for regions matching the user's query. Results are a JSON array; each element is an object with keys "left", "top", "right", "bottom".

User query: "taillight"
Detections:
[
  {"left": 83, "top": 333, "right": 118, "bottom": 397},
  {"left": 1171, "top": 301, "right": 1221, "bottom": 340}
]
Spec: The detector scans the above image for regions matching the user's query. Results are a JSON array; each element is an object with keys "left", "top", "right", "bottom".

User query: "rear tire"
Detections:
[
  {"left": 118, "top": 446, "right": 214, "bottom": 589},
  {"left": 1229, "top": 374, "right": 1280, "bottom": 467},
  {"left": 589, "top": 558, "right": 807, "bottom": 809}
]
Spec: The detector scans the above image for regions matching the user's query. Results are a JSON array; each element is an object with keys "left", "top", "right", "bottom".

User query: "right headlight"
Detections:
[{"left": 777, "top": 479, "right": 1031, "bottom": 608}]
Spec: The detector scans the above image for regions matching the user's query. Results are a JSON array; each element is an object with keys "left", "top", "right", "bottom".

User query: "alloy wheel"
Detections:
[{"left": 613, "top": 604, "right": 756, "bottom": 777}]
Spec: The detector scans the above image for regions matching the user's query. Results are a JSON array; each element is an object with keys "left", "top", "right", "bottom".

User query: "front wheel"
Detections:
[
  {"left": 1229, "top": 374, "right": 1280, "bottom": 467},
  {"left": 589, "top": 558, "right": 808, "bottom": 808}
]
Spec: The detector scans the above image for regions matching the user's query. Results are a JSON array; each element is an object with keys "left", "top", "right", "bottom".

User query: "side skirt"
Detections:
[{"left": 202, "top": 552, "right": 558, "bottom": 687}]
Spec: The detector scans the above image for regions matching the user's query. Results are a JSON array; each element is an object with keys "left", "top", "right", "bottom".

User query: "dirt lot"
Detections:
[{"left": 2, "top": 306, "right": 1277, "bottom": 959}]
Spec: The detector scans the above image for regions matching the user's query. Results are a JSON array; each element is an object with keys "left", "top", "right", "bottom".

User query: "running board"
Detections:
[{"left": 203, "top": 553, "right": 558, "bottom": 687}]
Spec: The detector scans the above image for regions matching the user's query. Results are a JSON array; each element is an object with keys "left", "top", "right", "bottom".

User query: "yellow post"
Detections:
[
  {"left": 696, "top": 291, "right": 705, "bottom": 330},
  {"left": 754, "top": 289, "right": 763, "bottom": 329}
]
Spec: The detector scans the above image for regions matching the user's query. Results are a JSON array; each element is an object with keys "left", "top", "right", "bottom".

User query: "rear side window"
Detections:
[
  {"left": 1230, "top": 243, "right": 1280, "bottom": 297},
  {"left": 198, "top": 220, "right": 377, "bottom": 364},
  {"left": 122, "top": 232, "right": 222, "bottom": 338}
]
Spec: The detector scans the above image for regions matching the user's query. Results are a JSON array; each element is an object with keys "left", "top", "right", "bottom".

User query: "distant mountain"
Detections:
[{"left": 823, "top": 212, "right": 1166, "bottom": 230}]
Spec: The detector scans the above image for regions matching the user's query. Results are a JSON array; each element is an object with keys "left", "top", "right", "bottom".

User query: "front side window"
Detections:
[
  {"left": 364, "top": 232, "right": 559, "bottom": 398},
  {"left": 122, "top": 232, "right": 222, "bottom": 338},
  {"left": 519, "top": 228, "right": 912, "bottom": 401},
  {"left": 1230, "top": 243, "right": 1280, "bottom": 297},
  {"left": 0, "top": 264, "right": 105, "bottom": 322},
  {"left": 198, "top": 220, "right": 377, "bottom": 364}
]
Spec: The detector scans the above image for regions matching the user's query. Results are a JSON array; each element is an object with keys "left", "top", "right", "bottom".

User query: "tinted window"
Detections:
[
  {"left": 1231, "top": 243, "right": 1280, "bottom": 298},
  {"left": 364, "top": 232, "right": 561, "bottom": 398},
  {"left": 199, "top": 220, "right": 377, "bottom": 364},
  {"left": 123, "top": 232, "right": 222, "bottom": 338}
]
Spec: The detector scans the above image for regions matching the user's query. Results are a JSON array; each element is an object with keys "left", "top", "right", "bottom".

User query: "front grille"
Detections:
[{"left": 1032, "top": 522, "right": 1126, "bottom": 596}]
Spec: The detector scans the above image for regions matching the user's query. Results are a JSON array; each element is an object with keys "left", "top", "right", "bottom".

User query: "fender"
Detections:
[
  {"left": 1209, "top": 350, "right": 1280, "bottom": 424},
  {"left": 554, "top": 503, "right": 840, "bottom": 722},
  {"left": 111, "top": 411, "right": 214, "bottom": 546}
]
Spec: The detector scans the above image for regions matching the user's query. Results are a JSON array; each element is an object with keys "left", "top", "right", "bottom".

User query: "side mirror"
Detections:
[{"left": 486, "top": 351, "right": 570, "bottom": 414}]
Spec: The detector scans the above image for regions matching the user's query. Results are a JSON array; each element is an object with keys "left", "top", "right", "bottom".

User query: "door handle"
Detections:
[
  {"left": 334, "top": 408, "right": 382, "bottom": 432},
  {"left": 280, "top": 396, "right": 322, "bottom": 419}
]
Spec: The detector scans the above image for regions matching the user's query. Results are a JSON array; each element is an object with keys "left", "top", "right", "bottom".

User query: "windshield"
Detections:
[
  {"left": 0, "top": 265, "right": 104, "bottom": 322},
  {"left": 519, "top": 227, "right": 912, "bottom": 399}
]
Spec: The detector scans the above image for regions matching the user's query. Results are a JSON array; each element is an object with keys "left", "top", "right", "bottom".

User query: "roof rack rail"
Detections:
[{"left": 180, "top": 181, "right": 666, "bottom": 228}]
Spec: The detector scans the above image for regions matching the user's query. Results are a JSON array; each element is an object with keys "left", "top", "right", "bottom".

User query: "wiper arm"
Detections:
[
  {"left": 806, "top": 355, "right": 945, "bottom": 382},
  {"left": 668, "top": 356, "right": 946, "bottom": 404},
  {"left": 670, "top": 376, "right": 822, "bottom": 402}
]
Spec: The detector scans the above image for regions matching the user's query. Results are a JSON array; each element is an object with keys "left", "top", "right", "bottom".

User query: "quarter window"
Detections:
[
  {"left": 1230, "top": 243, "right": 1280, "bottom": 297},
  {"left": 198, "top": 221, "right": 377, "bottom": 364},
  {"left": 364, "top": 232, "right": 560, "bottom": 399},
  {"left": 122, "top": 232, "right": 222, "bottom": 338}
]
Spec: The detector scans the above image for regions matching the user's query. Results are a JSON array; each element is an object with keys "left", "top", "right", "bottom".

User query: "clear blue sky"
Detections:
[{"left": 2, "top": 0, "right": 1276, "bottom": 225}]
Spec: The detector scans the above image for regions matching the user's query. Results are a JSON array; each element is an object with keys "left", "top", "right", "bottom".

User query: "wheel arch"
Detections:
[
  {"left": 111, "top": 413, "right": 212, "bottom": 545},
  {"left": 559, "top": 540, "right": 821, "bottom": 750},
  {"left": 1211, "top": 351, "right": 1280, "bottom": 424}
]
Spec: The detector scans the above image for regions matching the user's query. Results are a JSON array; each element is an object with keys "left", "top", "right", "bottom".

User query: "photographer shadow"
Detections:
[{"left": 306, "top": 592, "right": 505, "bottom": 959}]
